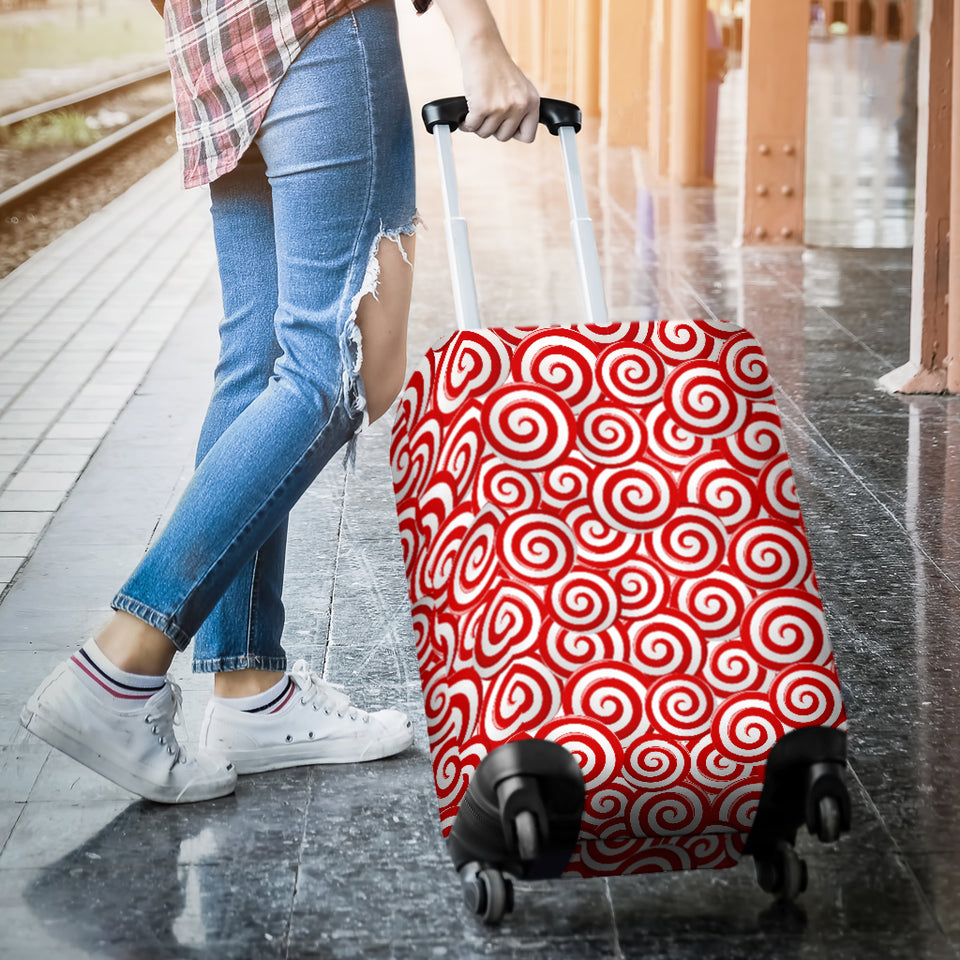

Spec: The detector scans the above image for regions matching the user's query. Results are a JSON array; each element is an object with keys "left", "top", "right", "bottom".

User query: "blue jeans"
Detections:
[{"left": 112, "top": 0, "right": 416, "bottom": 672}]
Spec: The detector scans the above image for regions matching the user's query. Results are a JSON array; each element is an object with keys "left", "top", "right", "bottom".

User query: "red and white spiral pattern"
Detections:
[
  {"left": 435, "top": 405, "right": 484, "bottom": 499},
  {"left": 582, "top": 786, "right": 632, "bottom": 838},
  {"left": 628, "top": 612, "right": 706, "bottom": 676},
  {"left": 721, "top": 403, "right": 784, "bottom": 474},
  {"left": 563, "top": 502, "right": 639, "bottom": 568},
  {"left": 482, "top": 384, "right": 576, "bottom": 470},
  {"left": 448, "top": 506, "right": 502, "bottom": 610},
  {"left": 538, "top": 716, "right": 625, "bottom": 792},
  {"left": 577, "top": 403, "right": 647, "bottom": 466},
  {"left": 702, "top": 641, "right": 765, "bottom": 696},
  {"left": 436, "top": 331, "right": 510, "bottom": 414},
  {"left": 597, "top": 341, "right": 666, "bottom": 405},
  {"left": 664, "top": 362, "right": 748, "bottom": 438},
  {"left": 759, "top": 454, "right": 802, "bottom": 521},
  {"left": 540, "top": 623, "right": 628, "bottom": 678},
  {"left": 592, "top": 463, "right": 677, "bottom": 532},
  {"left": 496, "top": 512, "right": 577, "bottom": 584},
  {"left": 719, "top": 331, "right": 774, "bottom": 399},
  {"left": 476, "top": 457, "right": 540, "bottom": 513},
  {"left": 741, "top": 590, "right": 828, "bottom": 669},
  {"left": 688, "top": 734, "right": 750, "bottom": 791},
  {"left": 474, "top": 583, "right": 543, "bottom": 675},
  {"left": 562, "top": 661, "right": 649, "bottom": 738},
  {"left": 648, "top": 506, "right": 727, "bottom": 577},
  {"left": 482, "top": 657, "right": 562, "bottom": 742},
  {"left": 672, "top": 571, "right": 754, "bottom": 641},
  {"left": 394, "top": 413, "right": 441, "bottom": 503},
  {"left": 683, "top": 455, "right": 761, "bottom": 528},
  {"left": 649, "top": 321, "right": 713, "bottom": 362},
  {"left": 711, "top": 692, "right": 784, "bottom": 762},
  {"left": 714, "top": 777, "right": 765, "bottom": 831},
  {"left": 547, "top": 566, "right": 619, "bottom": 633},
  {"left": 770, "top": 664, "right": 845, "bottom": 728},
  {"left": 416, "top": 503, "right": 475, "bottom": 599},
  {"left": 615, "top": 560, "right": 671, "bottom": 619},
  {"left": 623, "top": 737, "right": 691, "bottom": 790},
  {"left": 542, "top": 453, "right": 597, "bottom": 507},
  {"left": 644, "top": 403, "right": 711, "bottom": 468},
  {"left": 391, "top": 321, "right": 847, "bottom": 862},
  {"left": 424, "top": 669, "right": 481, "bottom": 747},
  {"left": 728, "top": 520, "right": 812, "bottom": 590},
  {"left": 511, "top": 329, "right": 601, "bottom": 411},
  {"left": 630, "top": 786, "right": 708, "bottom": 837},
  {"left": 647, "top": 675, "right": 714, "bottom": 738}
]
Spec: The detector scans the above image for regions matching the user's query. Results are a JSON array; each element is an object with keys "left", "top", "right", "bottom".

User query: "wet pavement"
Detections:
[{"left": 0, "top": 15, "right": 954, "bottom": 960}]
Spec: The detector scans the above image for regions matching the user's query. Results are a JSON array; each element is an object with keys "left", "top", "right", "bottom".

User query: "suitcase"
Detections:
[{"left": 390, "top": 97, "right": 851, "bottom": 924}]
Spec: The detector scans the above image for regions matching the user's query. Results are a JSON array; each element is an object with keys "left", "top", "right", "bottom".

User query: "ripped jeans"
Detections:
[{"left": 111, "top": 0, "right": 416, "bottom": 672}]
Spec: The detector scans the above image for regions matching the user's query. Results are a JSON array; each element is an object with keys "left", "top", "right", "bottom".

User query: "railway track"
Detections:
[{"left": 0, "top": 63, "right": 175, "bottom": 218}]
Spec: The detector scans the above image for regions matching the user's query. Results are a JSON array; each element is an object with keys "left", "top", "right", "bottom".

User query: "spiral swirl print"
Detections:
[{"left": 391, "top": 321, "right": 846, "bottom": 854}]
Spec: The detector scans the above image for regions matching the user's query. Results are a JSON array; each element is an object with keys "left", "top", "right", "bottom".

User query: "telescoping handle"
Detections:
[{"left": 422, "top": 96, "right": 608, "bottom": 332}]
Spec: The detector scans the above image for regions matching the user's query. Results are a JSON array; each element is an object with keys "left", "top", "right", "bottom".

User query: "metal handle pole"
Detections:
[
  {"left": 558, "top": 126, "right": 609, "bottom": 326},
  {"left": 434, "top": 124, "right": 482, "bottom": 331}
]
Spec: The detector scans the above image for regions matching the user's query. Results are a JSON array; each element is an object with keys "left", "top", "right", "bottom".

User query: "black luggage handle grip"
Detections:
[{"left": 422, "top": 96, "right": 582, "bottom": 136}]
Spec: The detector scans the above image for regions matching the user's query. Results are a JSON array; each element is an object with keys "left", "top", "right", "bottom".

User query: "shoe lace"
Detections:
[
  {"left": 145, "top": 679, "right": 187, "bottom": 765},
  {"left": 289, "top": 660, "right": 368, "bottom": 723}
]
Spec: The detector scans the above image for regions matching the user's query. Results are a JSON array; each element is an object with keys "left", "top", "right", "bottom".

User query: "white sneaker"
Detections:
[
  {"left": 198, "top": 660, "right": 414, "bottom": 774},
  {"left": 21, "top": 660, "right": 237, "bottom": 803}
]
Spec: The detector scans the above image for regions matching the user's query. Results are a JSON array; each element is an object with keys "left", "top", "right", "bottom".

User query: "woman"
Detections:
[{"left": 21, "top": 0, "right": 539, "bottom": 803}]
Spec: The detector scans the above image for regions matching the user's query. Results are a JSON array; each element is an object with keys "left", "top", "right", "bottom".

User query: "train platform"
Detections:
[{"left": 1, "top": 9, "right": 957, "bottom": 960}]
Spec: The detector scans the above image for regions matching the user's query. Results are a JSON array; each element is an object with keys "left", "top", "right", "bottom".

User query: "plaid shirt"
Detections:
[{"left": 163, "top": 0, "right": 431, "bottom": 189}]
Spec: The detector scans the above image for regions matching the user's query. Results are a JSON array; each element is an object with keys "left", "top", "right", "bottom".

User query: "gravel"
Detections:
[{"left": 0, "top": 116, "right": 178, "bottom": 280}]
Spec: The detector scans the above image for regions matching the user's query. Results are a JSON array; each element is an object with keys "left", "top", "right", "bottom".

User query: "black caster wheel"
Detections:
[
  {"left": 755, "top": 841, "right": 807, "bottom": 904},
  {"left": 463, "top": 868, "right": 513, "bottom": 925},
  {"left": 514, "top": 810, "right": 541, "bottom": 863},
  {"left": 815, "top": 795, "right": 843, "bottom": 844}
]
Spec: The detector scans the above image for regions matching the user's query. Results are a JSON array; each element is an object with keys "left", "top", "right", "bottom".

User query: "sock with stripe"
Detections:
[
  {"left": 213, "top": 675, "right": 296, "bottom": 715},
  {"left": 69, "top": 639, "right": 166, "bottom": 709}
]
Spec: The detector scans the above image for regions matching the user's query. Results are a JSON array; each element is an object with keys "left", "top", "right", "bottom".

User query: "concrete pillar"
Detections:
[
  {"left": 880, "top": 0, "right": 954, "bottom": 393},
  {"left": 740, "top": 0, "right": 809, "bottom": 244},
  {"left": 669, "top": 0, "right": 709, "bottom": 185}
]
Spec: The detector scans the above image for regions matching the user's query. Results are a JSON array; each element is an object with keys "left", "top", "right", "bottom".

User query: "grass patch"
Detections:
[
  {"left": 2, "top": 109, "right": 103, "bottom": 149},
  {"left": 0, "top": 0, "right": 164, "bottom": 80}
]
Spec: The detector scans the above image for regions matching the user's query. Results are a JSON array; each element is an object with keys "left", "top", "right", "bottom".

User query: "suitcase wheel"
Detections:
[
  {"left": 460, "top": 863, "right": 514, "bottom": 925},
  {"left": 754, "top": 840, "right": 809, "bottom": 904},
  {"left": 812, "top": 794, "right": 843, "bottom": 844}
]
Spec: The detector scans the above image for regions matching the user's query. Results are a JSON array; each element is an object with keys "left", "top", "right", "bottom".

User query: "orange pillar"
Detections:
[
  {"left": 669, "top": 0, "right": 709, "bottom": 185},
  {"left": 880, "top": 0, "right": 953, "bottom": 392},
  {"left": 515, "top": 1, "right": 545, "bottom": 84},
  {"left": 573, "top": 0, "right": 602, "bottom": 117},
  {"left": 741, "top": 0, "right": 809, "bottom": 244},
  {"left": 901, "top": 0, "right": 916, "bottom": 40},
  {"left": 600, "top": 0, "right": 649, "bottom": 147},
  {"left": 543, "top": 0, "right": 573, "bottom": 98},
  {"left": 656, "top": 0, "right": 673, "bottom": 177},
  {"left": 874, "top": 0, "right": 889, "bottom": 39}
]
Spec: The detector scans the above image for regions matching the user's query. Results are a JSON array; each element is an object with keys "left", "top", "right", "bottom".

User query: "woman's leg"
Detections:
[
  {"left": 23, "top": 0, "right": 416, "bottom": 796},
  {"left": 194, "top": 143, "right": 289, "bottom": 687}
]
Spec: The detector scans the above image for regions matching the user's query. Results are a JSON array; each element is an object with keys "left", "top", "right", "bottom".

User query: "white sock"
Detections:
[
  {"left": 214, "top": 675, "right": 295, "bottom": 714},
  {"left": 68, "top": 639, "right": 165, "bottom": 709}
]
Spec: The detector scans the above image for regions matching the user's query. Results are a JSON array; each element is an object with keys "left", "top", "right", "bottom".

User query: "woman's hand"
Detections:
[{"left": 433, "top": 0, "right": 540, "bottom": 142}]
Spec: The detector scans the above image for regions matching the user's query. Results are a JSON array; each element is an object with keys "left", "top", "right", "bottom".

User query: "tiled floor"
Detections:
[{"left": 1, "top": 15, "right": 955, "bottom": 960}]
